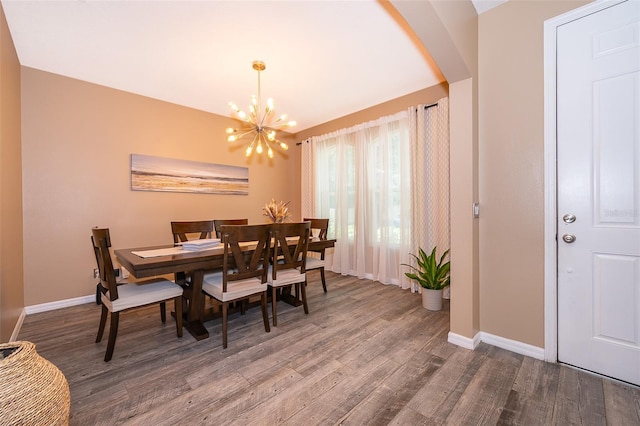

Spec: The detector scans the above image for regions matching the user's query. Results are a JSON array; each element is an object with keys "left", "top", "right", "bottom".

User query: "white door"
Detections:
[{"left": 557, "top": 0, "right": 640, "bottom": 386}]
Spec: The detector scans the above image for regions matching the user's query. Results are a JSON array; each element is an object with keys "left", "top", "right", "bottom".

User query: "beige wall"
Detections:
[
  {"left": 20, "top": 68, "right": 298, "bottom": 306},
  {"left": 295, "top": 83, "right": 448, "bottom": 141},
  {"left": 478, "top": 0, "right": 589, "bottom": 347},
  {"left": 0, "top": 4, "right": 23, "bottom": 342}
]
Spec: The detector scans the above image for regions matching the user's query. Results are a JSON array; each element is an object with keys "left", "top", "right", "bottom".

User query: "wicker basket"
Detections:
[{"left": 0, "top": 341, "right": 70, "bottom": 425}]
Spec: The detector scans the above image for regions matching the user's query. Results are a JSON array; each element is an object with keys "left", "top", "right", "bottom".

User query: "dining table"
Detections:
[{"left": 114, "top": 237, "right": 336, "bottom": 341}]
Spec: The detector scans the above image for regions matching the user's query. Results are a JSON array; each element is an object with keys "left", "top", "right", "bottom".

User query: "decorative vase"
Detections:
[
  {"left": 422, "top": 288, "right": 443, "bottom": 311},
  {"left": 0, "top": 341, "right": 70, "bottom": 425}
]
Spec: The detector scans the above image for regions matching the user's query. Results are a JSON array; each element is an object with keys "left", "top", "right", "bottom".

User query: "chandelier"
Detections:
[{"left": 226, "top": 60, "right": 296, "bottom": 158}]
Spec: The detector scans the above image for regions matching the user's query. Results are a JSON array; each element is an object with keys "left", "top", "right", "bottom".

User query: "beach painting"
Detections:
[{"left": 131, "top": 154, "right": 248, "bottom": 195}]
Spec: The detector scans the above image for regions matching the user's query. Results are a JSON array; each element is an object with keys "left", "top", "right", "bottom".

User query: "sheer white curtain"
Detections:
[{"left": 302, "top": 97, "right": 449, "bottom": 290}]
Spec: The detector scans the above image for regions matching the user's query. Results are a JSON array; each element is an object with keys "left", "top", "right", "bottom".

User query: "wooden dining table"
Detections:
[{"left": 114, "top": 237, "right": 336, "bottom": 341}]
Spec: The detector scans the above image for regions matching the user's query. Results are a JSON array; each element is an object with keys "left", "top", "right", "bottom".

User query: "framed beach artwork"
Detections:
[{"left": 131, "top": 154, "right": 249, "bottom": 195}]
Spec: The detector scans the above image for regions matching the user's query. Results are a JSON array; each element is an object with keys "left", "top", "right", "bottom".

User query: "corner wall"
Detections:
[
  {"left": 0, "top": 3, "right": 23, "bottom": 342},
  {"left": 478, "top": 0, "right": 589, "bottom": 347}
]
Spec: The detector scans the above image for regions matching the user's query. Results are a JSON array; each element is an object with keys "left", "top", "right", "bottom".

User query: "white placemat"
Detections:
[{"left": 131, "top": 247, "right": 184, "bottom": 258}]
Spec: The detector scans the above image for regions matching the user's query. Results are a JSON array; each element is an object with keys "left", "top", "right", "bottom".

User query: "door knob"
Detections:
[
  {"left": 563, "top": 214, "right": 576, "bottom": 223},
  {"left": 562, "top": 234, "right": 576, "bottom": 243}
]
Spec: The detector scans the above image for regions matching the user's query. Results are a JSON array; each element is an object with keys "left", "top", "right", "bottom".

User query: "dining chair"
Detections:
[
  {"left": 303, "top": 218, "right": 329, "bottom": 293},
  {"left": 202, "top": 224, "right": 271, "bottom": 348},
  {"left": 268, "top": 222, "right": 310, "bottom": 326},
  {"left": 92, "top": 233, "right": 106, "bottom": 305},
  {"left": 170, "top": 220, "right": 215, "bottom": 308},
  {"left": 213, "top": 218, "right": 248, "bottom": 238},
  {"left": 92, "top": 228, "right": 183, "bottom": 362},
  {"left": 171, "top": 220, "right": 215, "bottom": 244},
  {"left": 91, "top": 231, "right": 129, "bottom": 305}
]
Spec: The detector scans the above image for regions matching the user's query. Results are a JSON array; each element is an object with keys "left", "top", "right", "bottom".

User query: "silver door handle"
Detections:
[
  {"left": 562, "top": 234, "right": 576, "bottom": 243},
  {"left": 563, "top": 213, "right": 576, "bottom": 223}
]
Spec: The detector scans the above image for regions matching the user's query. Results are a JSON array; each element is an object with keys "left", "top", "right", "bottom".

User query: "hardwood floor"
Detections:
[{"left": 18, "top": 272, "right": 640, "bottom": 425}]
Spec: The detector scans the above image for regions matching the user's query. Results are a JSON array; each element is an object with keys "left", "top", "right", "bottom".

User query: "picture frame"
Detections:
[{"left": 130, "top": 154, "right": 248, "bottom": 195}]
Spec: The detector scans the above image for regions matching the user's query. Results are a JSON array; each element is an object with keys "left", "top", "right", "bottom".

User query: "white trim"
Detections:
[
  {"left": 480, "top": 332, "right": 545, "bottom": 360},
  {"left": 543, "top": 0, "right": 627, "bottom": 363},
  {"left": 25, "top": 294, "right": 94, "bottom": 315},
  {"left": 543, "top": 5, "right": 560, "bottom": 364},
  {"left": 448, "top": 330, "right": 544, "bottom": 360},
  {"left": 9, "top": 309, "right": 27, "bottom": 342},
  {"left": 448, "top": 331, "right": 481, "bottom": 350}
]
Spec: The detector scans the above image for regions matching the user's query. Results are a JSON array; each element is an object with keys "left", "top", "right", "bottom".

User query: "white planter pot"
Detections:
[{"left": 422, "top": 288, "right": 443, "bottom": 311}]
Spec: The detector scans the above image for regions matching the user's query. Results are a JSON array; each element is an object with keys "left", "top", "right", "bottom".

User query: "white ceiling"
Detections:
[{"left": 1, "top": 1, "right": 498, "bottom": 132}]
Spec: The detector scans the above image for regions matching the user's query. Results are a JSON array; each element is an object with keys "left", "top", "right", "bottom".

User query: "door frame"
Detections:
[{"left": 543, "top": 0, "right": 628, "bottom": 363}]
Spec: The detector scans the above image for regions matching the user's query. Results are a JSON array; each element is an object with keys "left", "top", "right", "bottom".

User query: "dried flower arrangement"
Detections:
[{"left": 263, "top": 198, "right": 291, "bottom": 223}]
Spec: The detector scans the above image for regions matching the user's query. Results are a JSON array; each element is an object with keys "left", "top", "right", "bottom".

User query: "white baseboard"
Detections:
[
  {"left": 480, "top": 332, "right": 545, "bottom": 360},
  {"left": 24, "top": 294, "right": 94, "bottom": 315},
  {"left": 448, "top": 330, "right": 545, "bottom": 360},
  {"left": 10, "top": 308, "right": 27, "bottom": 342},
  {"left": 11, "top": 294, "right": 96, "bottom": 341},
  {"left": 448, "top": 331, "right": 481, "bottom": 350}
]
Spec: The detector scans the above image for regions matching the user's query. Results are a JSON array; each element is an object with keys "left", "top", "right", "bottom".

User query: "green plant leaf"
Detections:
[{"left": 402, "top": 246, "right": 451, "bottom": 290}]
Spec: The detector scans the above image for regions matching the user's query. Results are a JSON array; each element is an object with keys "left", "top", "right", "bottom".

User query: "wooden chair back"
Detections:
[
  {"left": 303, "top": 218, "right": 329, "bottom": 240},
  {"left": 271, "top": 222, "right": 310, "bottom": 280},
  {"left": 91, "top": 228, "right": 119, "bottom": 301},
  {"left": 219, "top": 224, "right": 271, "bottom": 292},
  {"left": 303, "top": 218, "right": 330, "bottom": 292},
  {"left": 171, "top": 220, "right": 214, "bottom": 244},
  {"left": 214, "top": 219, "right": 248, "bottom": 238}
]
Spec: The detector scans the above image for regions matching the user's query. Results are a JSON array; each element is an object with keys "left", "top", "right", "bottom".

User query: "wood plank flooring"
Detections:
[{"left": 18, "top": 272, "right": 640, "bottom": 425}]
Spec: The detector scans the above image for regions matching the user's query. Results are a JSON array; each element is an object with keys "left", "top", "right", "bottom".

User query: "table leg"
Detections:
[
  {"left": 184, "top": 269, "right": 209, "bottom": 340},
  {"left": 279, "top": 285, "right": 303, "bottom": 307}
]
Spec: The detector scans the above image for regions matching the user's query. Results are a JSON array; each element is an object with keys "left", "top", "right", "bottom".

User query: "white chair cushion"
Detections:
[
  {"left": 202, "top": 271, "right": 267, "bottom": 302},
  {"left": 101, "top": 278, "right": 183, "bottom": 313},
  {"left": 267, "top": 266, "right": 306, "bottom": 287},
  {"left": 305, "top": 257, "right": 324, "bottom": 270}
]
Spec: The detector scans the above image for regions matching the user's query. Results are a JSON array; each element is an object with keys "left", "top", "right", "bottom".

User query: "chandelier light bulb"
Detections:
[{"left": 225, "top": 60, "right": 295, "bottom": 158}]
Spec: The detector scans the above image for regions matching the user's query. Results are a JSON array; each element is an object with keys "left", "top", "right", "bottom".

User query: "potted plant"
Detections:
[{"left": 403, "top": 247, "right": 450, "bottom": 311}]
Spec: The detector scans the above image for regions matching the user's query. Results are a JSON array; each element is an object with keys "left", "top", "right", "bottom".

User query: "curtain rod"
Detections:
[{"left": 296, "top": 102, "right": 439, "bottom": 145}]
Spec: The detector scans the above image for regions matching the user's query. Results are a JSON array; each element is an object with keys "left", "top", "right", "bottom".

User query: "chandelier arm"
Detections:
[
  {"left": 261, "top": 134, "right": 275, "bottom": 158},
  {"left": 245, "top": 133, "right": 261, "bottom": 156},
  {"left": 231, "top": 128, "right": 257, "bottom": 140}
]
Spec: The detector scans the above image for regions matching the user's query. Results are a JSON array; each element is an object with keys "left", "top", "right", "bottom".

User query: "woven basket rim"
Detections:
[
  {"left": 0, "top": 340, "right": 70, "bottom": 425},
  {"left": 0, "top": 341, "right": 35, "bottom": 364}
]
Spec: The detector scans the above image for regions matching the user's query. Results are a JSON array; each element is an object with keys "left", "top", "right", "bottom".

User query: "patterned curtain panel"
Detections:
[
  {"left": 403, "top": 98, "right": 451, "bottom": 291},
  {"left": 303, "top": 97, "right": 450, "bottom": 291},
  {"left": 300, "top": 139, "right": 314, "bottom": 218}
]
